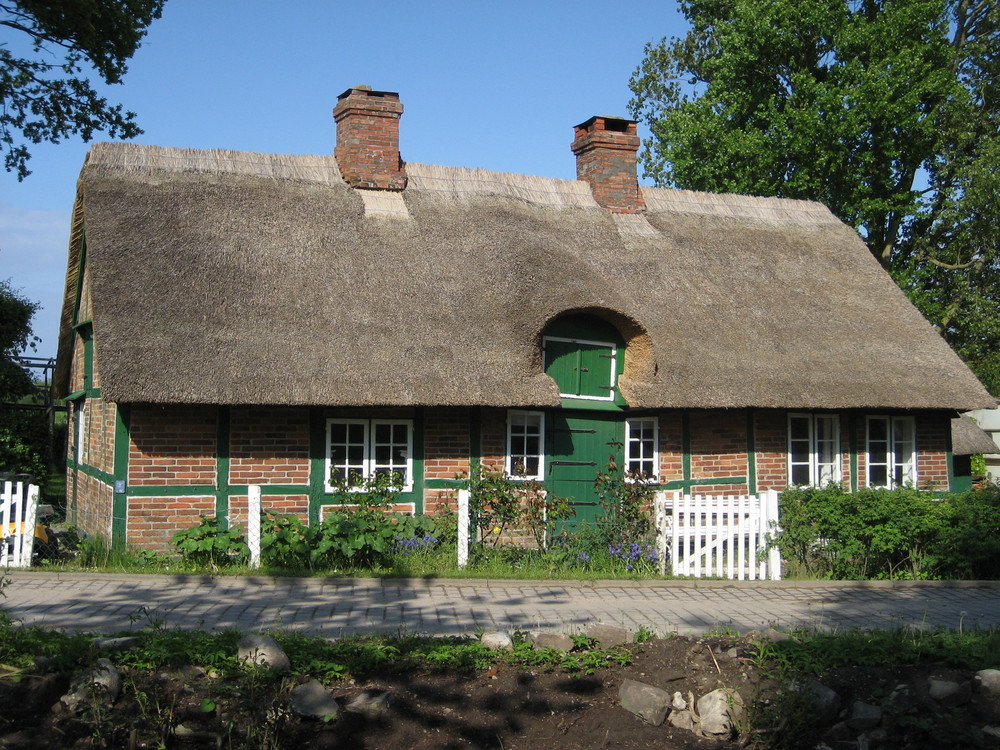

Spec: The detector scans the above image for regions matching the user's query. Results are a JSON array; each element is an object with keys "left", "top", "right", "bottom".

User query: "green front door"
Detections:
[{"left": 546, "top": 411, "right": 623, "bottom": 523}]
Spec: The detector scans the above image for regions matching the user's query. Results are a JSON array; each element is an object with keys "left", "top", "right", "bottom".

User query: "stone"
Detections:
[
  {"left": 480, "top": 631, "right": 514, "bottom": 651},
  {"left": 928, "top": 677, "right": 971, "bottom": 708},
  {"left": 696, "top": 688, "right": 746, "bottom": 739},
  {"left": 671, "top": 691, "right": 687, "bottom": 710},
  {"left": 290, "top": 679, "right": 339, "bottom": 719},
  {"left": 619, "top": 679, "right": 671, "bottom": 726},
  {"left": 845, "top": 701, "right": 881, "bottom": 731},
  {"left": 346, "top": 689, "right": 391, "bottom": 720},
  {"left": 586, "top": 623, "right": 632, "bottom": 648},
  {"left": 982, "top": 725, "right": 1000, "bottom": 739},
  {"left": 237, "top": 634, "right": 290, "bottom": 672},
  {"left": 974, "top": 670, "right": 1000, "bottom": 722},
  {"left": 529, "top": 632, "right": 574, "bottom": 652},
  {"left": 668, "top": 708, "right": 696, "bottom": 730},
  {"left": 61, "top": 658, "right": 121, "bottom": 710},
  {"left": 804, "top": 681, "right": 842, "bottom": 725},
  {"left": 92, "top": 636, "right": 141, "bottom": 652}
]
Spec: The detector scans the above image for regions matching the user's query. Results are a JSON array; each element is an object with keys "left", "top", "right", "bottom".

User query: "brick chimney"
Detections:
[
  {"left": 333, "top": 86, "right": 407, "bottom": 190},
  {"left": 571, "top": 116, "right": 644, "bottom": 213}
]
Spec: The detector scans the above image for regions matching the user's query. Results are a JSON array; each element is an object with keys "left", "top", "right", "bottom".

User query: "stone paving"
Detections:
[{"left": 3, "top": 572, "right": 1000, "bottom": 637}]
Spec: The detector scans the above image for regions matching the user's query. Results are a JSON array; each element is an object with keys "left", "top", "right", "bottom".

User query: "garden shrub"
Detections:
[
  {"left": 465, "top": 466, "right": 573, "bottom": 549},
  {"left": 774, "top": 485, "right": 948, "bottom": 579},
  {"left": 933, "top": 485, "right": 1000, "bottom": 579},
  {"left": 594, "top": 457, "right": 654, "bottom": 547},
  {"left": 172, "top": 516, "right": 249, "bottom": 567}
]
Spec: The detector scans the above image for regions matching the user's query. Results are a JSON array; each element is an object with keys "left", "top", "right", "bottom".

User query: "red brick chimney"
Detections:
[
  {"left": 571, "top": 116, "right": 644, "bottom": 213},
  {"left": 333, "top": 86, "right": 407, "bottom": 190}
]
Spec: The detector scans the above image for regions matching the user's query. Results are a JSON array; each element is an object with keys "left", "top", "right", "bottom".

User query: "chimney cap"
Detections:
[
  {"left": 337, "top": 86, "right": 400, "bottom": 101},
  {"left": 573, "top": 116, "right": 638, "bottom": 137}
]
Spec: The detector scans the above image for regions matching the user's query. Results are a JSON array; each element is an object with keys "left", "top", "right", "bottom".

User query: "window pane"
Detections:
[
  {"left": 791, "top": 464, "right": 811, "bottom": 486},
  {"left": 789, "top": 416, "right": 810, "bottom": 441},
  {"left": 508, "top": 411, "right": 543, "bottom": 478},
  {"left": 869, "top": 465, "right": 888, "bottom": 487}
]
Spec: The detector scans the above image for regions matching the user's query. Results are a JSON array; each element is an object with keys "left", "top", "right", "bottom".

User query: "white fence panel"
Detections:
[
  {"left": 1, "top": 480, "right": 40, "bottom": 568},
  {"left": 661, "top": 490, "right": 781, "bottom": 581}
]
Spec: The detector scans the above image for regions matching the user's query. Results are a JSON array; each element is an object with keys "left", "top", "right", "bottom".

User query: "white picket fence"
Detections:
[
  {"left": 455, "top": 487, "right": 782, "bottom": 580},
  {"left": 655, "top": 490, "right": 781, "bottom": 581},
  {"left": 1, "top": 480, "right": 40, "bottom": 568}
]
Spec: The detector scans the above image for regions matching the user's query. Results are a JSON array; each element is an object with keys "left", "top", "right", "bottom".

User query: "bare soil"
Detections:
[{"left": 0, "top": 634, "right": 995, "bottom": 749}]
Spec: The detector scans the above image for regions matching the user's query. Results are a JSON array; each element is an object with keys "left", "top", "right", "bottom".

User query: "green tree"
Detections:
[
  {"left": 629, "top": 0, "right": 1000, "bottom": 393},
  {"left": 0, "top": 279, "right": 48, "bottom": 480},
  {"left": 0, "top": 0, "right": 165, "bottom": 179}
]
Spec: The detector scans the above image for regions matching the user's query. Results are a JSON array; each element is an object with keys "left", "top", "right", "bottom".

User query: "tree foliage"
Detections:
[
  {"left": 0, "top": 278, "right": 38, "bottom": 402},
  {"left": 629, "top": 0, "right": 1000, "bottom": 393},
  {"left": 0, "top": 0, "right": 165, "bottom": 179}
]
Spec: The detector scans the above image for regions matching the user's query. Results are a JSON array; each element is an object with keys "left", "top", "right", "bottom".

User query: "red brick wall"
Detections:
[
  {"left": 231, "top": 494, "right": 311, "bottom": 529},
  {"left": 229, "top": 407, "right": 309, "bottom": 485},
  {"left": 127, "top": 495, "right": 215, "bottom": 554},
  {"left": 424, "top": 407, "right": 472, "bottom": 480},
  {"left": 689, "top": 411, "right": 749, "bottom": 486},
  {"left": 657, "top": 413, "right": 684, "bottom": 484},
  {"left": 70, "top": 471, "right": 114, "bottom": 539},
  {"left": 128, "top": 405, "right": 217, "bottom": 486},
  {"left": 754, "top": 410, "right": 787, "bottom": 491}
]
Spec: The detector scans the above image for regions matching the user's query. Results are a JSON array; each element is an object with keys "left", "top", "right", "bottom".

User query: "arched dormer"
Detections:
[{"left": 541, "top": 311, "right": 651, "bottom": 409}]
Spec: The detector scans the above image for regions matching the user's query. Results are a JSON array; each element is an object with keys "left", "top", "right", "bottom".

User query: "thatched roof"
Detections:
[
  {"left": 55, "top": 142, "right": 995, "bottom": 411},
  {"left": 952, "top": 416, "right": 999, "bottom": 455}
]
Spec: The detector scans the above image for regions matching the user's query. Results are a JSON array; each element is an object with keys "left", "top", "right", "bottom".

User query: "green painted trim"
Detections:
[
  {"left": 126, "top": 485, "right": 219, "bottom": 497},
  {"left": 81, "top": 327, "right": 94, "bottom": 392},
  {"left": 72, "top": 236, "right": 87, "bottom": 327},
  {"left": 660, "top": 477, "right": 747, "bottom": 491},
  {"left": 681, "top": 411, "right": 692, "bottom": 482},
  {"left": 65, "top": 390, "right": 86, "bottom": 402},
  {"left": 746, "top": 410, "right": 757, "bottom": 494},
  {"left": 111, "top": 405, "right": 130, "bottom": 545},
  {"left": 849, "top": 413, "right": 859, "bottom": 492},
  {"left": 410, "top": 408, "right": 425, "bottom": 514},
  {"left": 215, "top": 406, "right": 231, "bottom": 525},
  {"left": 308, "top": 408, "right": 327, "bottom": 525},
  {"left": 426, "top": 478, "right": 465, "bottom": 489},
  {"left": 557, "top": 397, "right": 624, "bottom": 412},
  {"left": 65, "top": 458, "right": 114, "bottom": 486},
  {"left": 470, "top": 407, "right": 482, "bottom": 471}
]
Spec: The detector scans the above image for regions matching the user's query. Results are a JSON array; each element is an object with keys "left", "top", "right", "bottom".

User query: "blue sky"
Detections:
[{"left": 1, "top": 1, "right": 687, "bottom": 360}]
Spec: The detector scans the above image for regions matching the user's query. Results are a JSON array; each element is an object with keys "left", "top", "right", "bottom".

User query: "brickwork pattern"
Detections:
[
  {"left": 424, "top": 407, "right": 471, "bottom": 480},
  {"left": 129, "top": 405, "right": 217, "bottom": 486},
  {"left": 656, "top": 413, "right": 684, "bottom": 483},
  {"left": 127, "top": 495, "right": 215, "bottom": 553},
  {"left": 69, "top": 472, "right": 113, "bottom": 539},
  {"left": 230, "top": 407, "right": 309, "bottom": 485},
  {"left": 571, "top": 117, "right": 644, "bottom": 213},
  {"left": 479, "top": 408, "right": 507, "bottom": 474},
  {"left": 689, "top": 411, "right": 749, "bottom": 481},
  {"left": 753, "top": 410, "right": 787, "bottom": 491},
  {"left": 917, "top": 414, "right": 950, "bottom": 490},
  {"left": 231, "top": 494, "right": 311, "bottom": 528},
  {"left": 333, "top": 88, "right": 406, "bottom": 190}
]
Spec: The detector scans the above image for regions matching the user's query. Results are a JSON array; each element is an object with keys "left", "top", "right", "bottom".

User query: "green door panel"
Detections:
[
  {"left": 543, "top": 338, "right": 616, "bottom": 400},
  {"left": 546, "top": 411, "right": 623, "bottom": 523}
]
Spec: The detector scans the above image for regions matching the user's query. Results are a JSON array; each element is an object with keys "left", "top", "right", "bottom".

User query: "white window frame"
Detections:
[
  {"left": 506, "top": 410, "right": 545, "bottom": 480},
  {"left": 75, "top": 399, "right": 86, "bottom": 464},
  {"left": 787, "top": 413, "right": 841, "bottom": 487},
  {"left": 325, "top": 418, "right": 413, "bottom": 492},
  {"left": 866, "top": 416, "right": 917, "bottom": 488},
  {"left": 625, "top": 416, "right": 658, "bottom": 482},
  {"left": 542, "top": 336, "right": 618, "bottom": 402}
]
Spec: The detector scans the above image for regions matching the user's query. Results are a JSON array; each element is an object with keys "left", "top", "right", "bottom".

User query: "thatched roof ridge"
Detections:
[{"left": 55, "top": 142, "right": 995, "bottom": 411}]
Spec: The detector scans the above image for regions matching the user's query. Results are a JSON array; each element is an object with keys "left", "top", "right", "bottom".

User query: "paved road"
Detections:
[{"left": 3, "top": 572, "right": 1000, "bottom": 637}]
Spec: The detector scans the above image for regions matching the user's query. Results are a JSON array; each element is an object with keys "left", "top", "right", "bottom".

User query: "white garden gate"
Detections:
[
  {"left": 1, "top": 479, "right": 40, "bottom": 568},
  {"left": 655, "top": 490, "right": 781, "bottom": 580}
]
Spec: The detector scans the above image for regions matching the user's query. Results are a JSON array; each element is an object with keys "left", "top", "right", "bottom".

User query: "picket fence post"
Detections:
[
  {"left": 457, "top": 488, "right": 470, "bottom": 569},
  {"left": 247, "top": 484, "right": 261, "bottom": 568}
]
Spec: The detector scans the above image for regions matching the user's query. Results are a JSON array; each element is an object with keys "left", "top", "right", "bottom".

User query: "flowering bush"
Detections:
[{"left": 607, "top": 542, "right": 659, "bottom": 574}]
